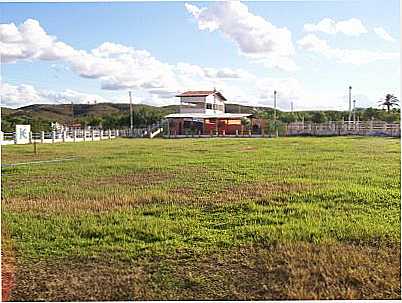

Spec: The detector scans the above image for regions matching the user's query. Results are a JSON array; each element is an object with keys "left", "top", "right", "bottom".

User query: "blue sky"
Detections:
[{"left": 1, "top": 0, "right": 400, "bottom": 110}]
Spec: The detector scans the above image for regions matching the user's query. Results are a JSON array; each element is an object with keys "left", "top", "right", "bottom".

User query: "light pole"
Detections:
[
  {"left": 129, "top": 91, "right": 133, "bottom": 134},
  {"left": 348, "top": 86, "right": 352, "bottom": 124},
  {"left": 274, "top": 90, "right": 278, "bottom": 137},
  {"left": 353, "top": 99, "right": 356, "bottom": 124}
]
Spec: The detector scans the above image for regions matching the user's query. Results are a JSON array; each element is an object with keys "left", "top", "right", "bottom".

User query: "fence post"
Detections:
[
  {"left": 91, "top": 130, "right": 95, "bottom": 141},
  {"left": 40, "top": 131, "right": 45, "bottom": 144},
  {"left": 108, "top": 129, "right": 112, "bottom": 140},
  {"left": 0, "top": 131, "right": 3, "bottom": 142},
  {"left": 116, "top": 129, "right": 119, "bottom": 137},
  {"left": 73, "top": 130, "right": 77, "bottom": 142},
  {"left": 100, "top": 130, "right": 103, "bottom": 140},
  {"left": 236, "top": 129, "right": 239, "bottom": 137},
  {"left": 52, "top": 131, "right": 56, "bottom": 143},
  {"left": 248, "top": 130, "right": 251, "bottom": 137},
  {"left": 261, "top": 127, "right": 265, "bottom": 137},
  {"left": 222, "top": 130, "right": 225, "bottom": 137},
  {"left": 29, "top": 131, "right": 33, "bottom": 144},
  {"left": 62, "top": 131, "right": 66, "bottom": 142}
]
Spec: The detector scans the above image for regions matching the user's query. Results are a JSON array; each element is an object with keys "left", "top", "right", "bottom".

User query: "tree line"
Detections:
[{"left": 1, "top": 94, "right": 399, "bottom": 132}]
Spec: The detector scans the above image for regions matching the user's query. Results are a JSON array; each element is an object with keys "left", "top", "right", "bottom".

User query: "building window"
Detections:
[
  {"left": 213, "top": 104, "right": 217, "bottom": 110},
  {"left": 206, "top": 103, "right": 212, "bottom": 109}
]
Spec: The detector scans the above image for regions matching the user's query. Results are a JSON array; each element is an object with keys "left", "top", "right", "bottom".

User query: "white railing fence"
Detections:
[
  {"left": 286, "top": 121, "right": 400, "bottom": 137},
  {"left": 0, "top": 129, "right": 119, "bottom": 145}
]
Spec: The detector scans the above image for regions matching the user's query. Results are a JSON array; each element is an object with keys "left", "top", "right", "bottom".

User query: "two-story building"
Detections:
[{"left": 165, "top": 90, "right": 263, "bottom": 135}]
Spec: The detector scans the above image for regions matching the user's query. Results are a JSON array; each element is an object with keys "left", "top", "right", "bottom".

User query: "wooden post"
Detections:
[
  {"left": 40, "top": 131, "right": 45, "bottom": 144},
  {"left": 73, "top": 130, "right": 77, "bottom": 142},
  {"left": 63, "top": 131, "right": 67, "bottom": 142}
]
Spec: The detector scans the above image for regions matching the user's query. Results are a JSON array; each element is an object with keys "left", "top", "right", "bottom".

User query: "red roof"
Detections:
[{"left": 176, "top": 90, "right": 227, "bottom": 101}]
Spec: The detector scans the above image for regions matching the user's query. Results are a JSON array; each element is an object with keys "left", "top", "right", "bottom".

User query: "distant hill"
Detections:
[
  {"left": 1, "top": 103, "right": 178, "bottom": 123},
  {"left": 1, "top": 102, "right": 275, "bottom": 123},
  {"left": 1, "top": 102, "right": 399, "bottom": 128},
  {"left": 2, "top": 103, "right": 270, "bottom": 122}
]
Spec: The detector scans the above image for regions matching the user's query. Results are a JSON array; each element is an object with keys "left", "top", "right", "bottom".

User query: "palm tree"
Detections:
[{"left": 378, "top": 94, "right": 400, "bottom": 112}]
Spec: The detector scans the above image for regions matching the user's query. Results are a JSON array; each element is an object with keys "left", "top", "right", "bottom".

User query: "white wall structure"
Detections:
[{"left": 178, "top": 91, "right": 226, "bottom": 114}]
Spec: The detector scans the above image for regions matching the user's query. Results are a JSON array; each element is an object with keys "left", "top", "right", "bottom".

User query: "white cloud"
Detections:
[
  {"left": 0, "top": 19, "right": 251, "bottom": 96},
  {"left": 0, "top": 19, "right": 76, "bottom": 63},
  {"left": 373, "top": 27, "right": 396, "bottom": 42},
  {"left": 0, "top": 83, "right": 110, "bottom": 108},
  {"left": 298, "top": 34, "right": 399, "bottom": 64},
  {"left": 304, "top": 18, "right": 368, "bottom": 36},
  {"left": 185, "top": 1, "right": 297, "bottom": 71}
]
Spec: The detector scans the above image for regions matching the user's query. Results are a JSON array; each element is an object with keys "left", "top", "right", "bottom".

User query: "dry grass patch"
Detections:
[
  {"left": 10, "top": 257, "right": 136, "bottom": 301},
  {"left": 87, "top": 170, "right": 174, "bottom": 187},
  {"left": 133, "top": 242, "right": 401, "bottom": 300},
  {"left": 9, "top": 242, "right": 400, "bottom": 301},
  {"left": 1, "top": 228, "right": 15, "bottom": 302},
  {"left": 211, "top": 181, "right": 315, "bottom": 204}
]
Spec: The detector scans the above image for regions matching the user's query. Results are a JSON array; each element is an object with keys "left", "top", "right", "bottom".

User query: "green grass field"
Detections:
[{"left": 1, "top": 137, "right": 401, "bottom": 300}]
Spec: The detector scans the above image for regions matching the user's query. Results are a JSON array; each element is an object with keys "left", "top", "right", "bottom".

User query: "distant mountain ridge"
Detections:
[{"left": 1, "top": 102, "right": 274, "bottom": 122}]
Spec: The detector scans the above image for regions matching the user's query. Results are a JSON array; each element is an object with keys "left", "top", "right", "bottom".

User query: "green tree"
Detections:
[
  {"left": 378, "top": 94, "right": 399, "bottom": 112},
  {"left": 311, "top": 112, "right": 328, "bottom": 123}
]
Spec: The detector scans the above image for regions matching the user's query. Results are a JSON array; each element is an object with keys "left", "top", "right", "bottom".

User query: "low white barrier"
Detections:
[{"left": 0, "top": 129, "right": 119, "bottom": 145}]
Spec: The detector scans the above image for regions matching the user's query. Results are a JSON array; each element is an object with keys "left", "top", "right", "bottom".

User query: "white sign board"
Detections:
[{"left": 15, "top": 125, "right": 31, "bottom": 144}]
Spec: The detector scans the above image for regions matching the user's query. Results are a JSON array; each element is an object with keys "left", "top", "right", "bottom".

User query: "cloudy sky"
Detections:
[{"left": 0, "top": 0, "right": 400, "bottom": 110}]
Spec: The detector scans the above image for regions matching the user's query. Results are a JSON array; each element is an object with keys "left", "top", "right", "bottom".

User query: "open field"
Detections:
[{"left": 1, "top": 137, "right": 401, "bottom": 300}]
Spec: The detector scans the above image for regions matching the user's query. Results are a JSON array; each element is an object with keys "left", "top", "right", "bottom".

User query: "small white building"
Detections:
[
  {"left": 165, "top": 90, "right": 262, "bottom": 135},
  {"left": 177, "top": 90, "right": 226, "bottom": 114}
]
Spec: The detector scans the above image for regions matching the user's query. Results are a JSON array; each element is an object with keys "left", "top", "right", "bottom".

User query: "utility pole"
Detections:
[
  {"left": 290, "top": 101, "right": 294, "bottom": 113},
  {"left": 71, "top": 101, "right": 74, "bottom": 123},
  {"left": 348, "top": 86, "right": 352, "bottom": 124},
  {"left": 129, "top": 91, "right": 133, "bottom": 133},
  {"left": 353, "top": 99, "right": 356, "bottom": 124},
  {"left": 274, "top": 90, "right": 278, "bottom": 137}
]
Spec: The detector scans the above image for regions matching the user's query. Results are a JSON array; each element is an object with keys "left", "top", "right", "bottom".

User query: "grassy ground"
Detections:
[{"left": 1, "top": 137, "right": 400, "bottom": 300}]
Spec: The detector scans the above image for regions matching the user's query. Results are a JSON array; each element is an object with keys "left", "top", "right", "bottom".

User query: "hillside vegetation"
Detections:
[{"left": 1, "top": 102, "right": 400, "bottom": 132}]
